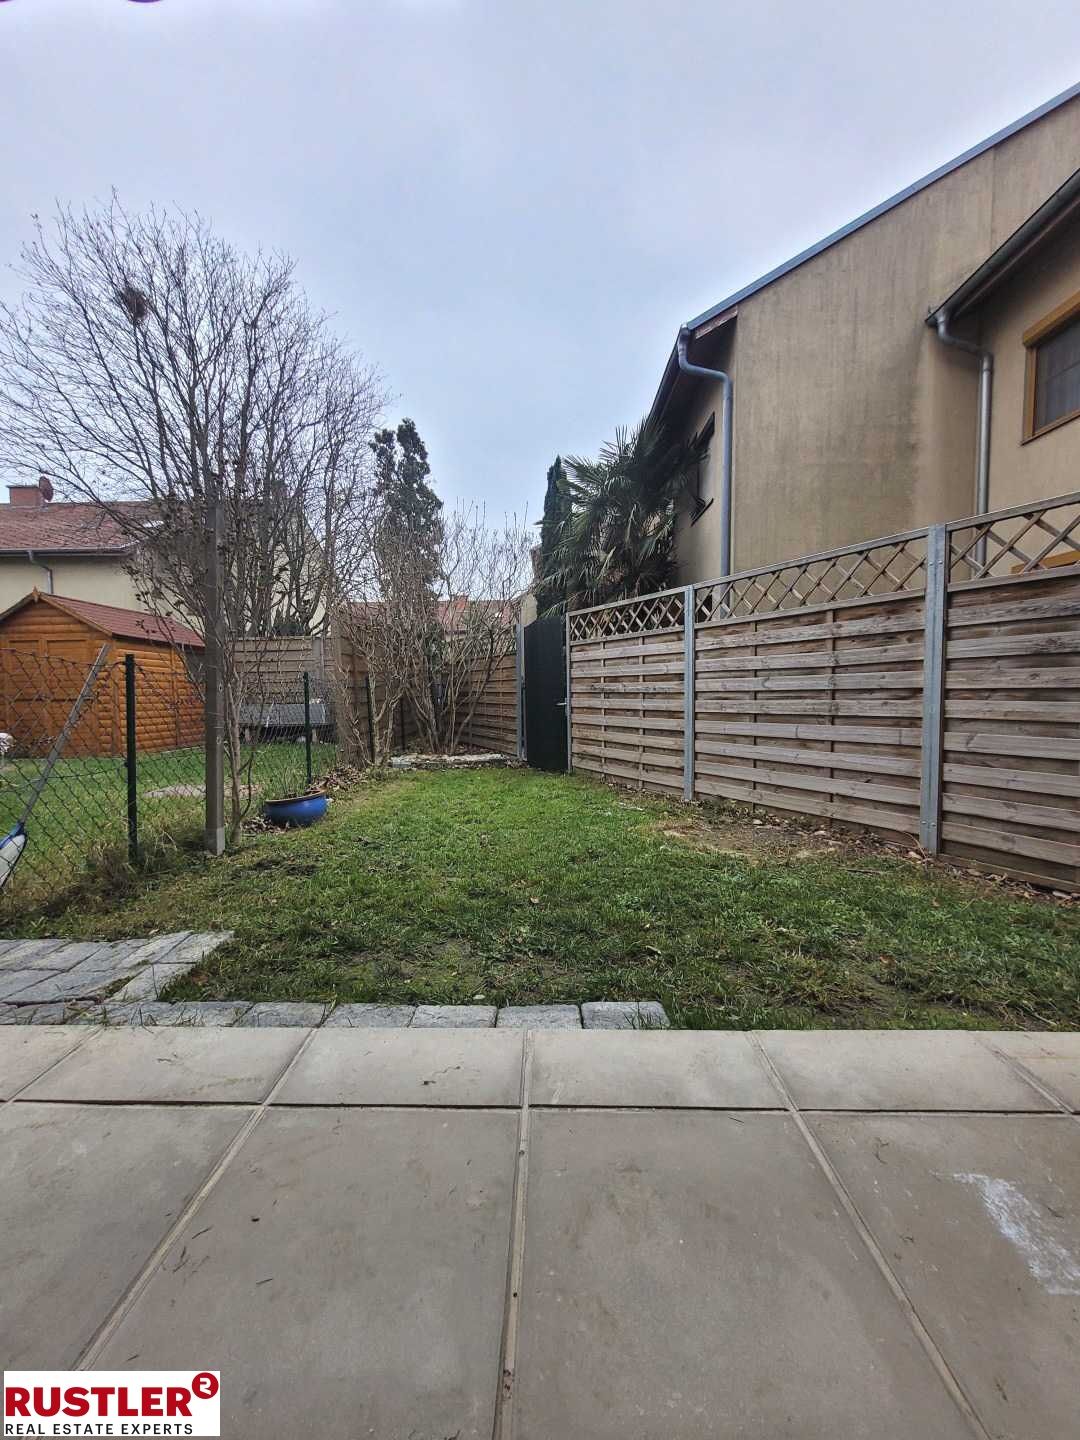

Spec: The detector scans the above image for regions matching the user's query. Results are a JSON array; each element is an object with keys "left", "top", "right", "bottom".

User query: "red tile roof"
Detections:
[
  {"left": 3, "top": 591, "right": 203, "bottom": 649},
  {"left": 0, "top": 500, "right": 153, "bottom": 554}
]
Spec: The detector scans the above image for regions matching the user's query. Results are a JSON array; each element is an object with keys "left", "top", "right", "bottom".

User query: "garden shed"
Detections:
[{"left": 0, "top": 589, "right": 204, "bottom": 757}]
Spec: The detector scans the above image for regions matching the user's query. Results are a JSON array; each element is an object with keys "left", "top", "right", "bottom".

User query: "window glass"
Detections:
[{"left": 1034, "top": 316, "right": 1080, "bottom": 431}]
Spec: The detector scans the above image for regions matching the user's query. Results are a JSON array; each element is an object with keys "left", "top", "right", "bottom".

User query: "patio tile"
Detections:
[
  {"left": 21, "top": 1025, "right": 307, "bottom": 1103},
  {"left": 581, "top": 1000, "right": 670, "bottom": 1029},
  {"left": 758, "top": 1029, "right": 1054, "bottom": 1110},
  {"left": 497, "top": 1004, "right": 581, "bottom": 1030},
  {"left": 8, "top": 941, "right": 110, "bottom": 971},
  {"left": 530, "top": 1031, "right": 782, "bottom": 1108},
  {"left": 0, "top": 969, "right": 56, "bottom": 1001},
  {"left": 324, "top": 1003, "right": 416, "bottom": 1028},
  {"left": 810, "top": 1112, "right": 1080, "bottom": 1440},
  {"left": 412, "top": 1004, "right": 496, "bottom": 1028},
  {"left": 96, "top": 1107, "right": 519, "bottom": 1439},
  {"left": 513, "top": 1110, "right": 972, "bottom": 1439},
  {"left": 110, "top": 962, "right": 196, "bottom": 1002},
  {"left": 0, "top": 1025, "right": 89, "bottom": 1098},
  {"left": 980, "top": 1033, "right": 1080, "bottom": 1109},
  {"left": 0, "top": 1001, "right": 102, "bottom": 1025},
  {"left": 0, "top": 1101, "right": 249, "bottom": 1368},
  {"left": 276, "top": 1028, "right": 524, "bottom": 1106},
  {"left": 238, "top": 1002, "right": 329, "bottom": 1027}
]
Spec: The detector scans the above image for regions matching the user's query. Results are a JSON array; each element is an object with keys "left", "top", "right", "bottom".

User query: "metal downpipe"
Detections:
[
  {"left": 677, "top": 327, "right": 733, "bottom": 580},
  {"left": 933, "top": 312, "right": 993, "bottom": 522}
]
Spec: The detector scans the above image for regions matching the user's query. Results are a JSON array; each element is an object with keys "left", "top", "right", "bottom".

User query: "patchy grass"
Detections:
[{"left": 12, "top": 766, "right": 1079, "bottom": 1029}]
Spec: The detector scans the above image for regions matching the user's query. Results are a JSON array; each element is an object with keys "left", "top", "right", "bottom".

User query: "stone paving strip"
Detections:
[
  {"left": 0, "top": 1025, "right": 1077, "bottom": 1439},
  {"left": 0, "top": 944, "right": 670, "bottom": 1029}
]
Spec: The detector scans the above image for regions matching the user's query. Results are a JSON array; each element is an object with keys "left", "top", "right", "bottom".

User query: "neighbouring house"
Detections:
[
  {"left": 651, "top": 82, "right": 1080, "bottom": 584},
  {"left": 0, "top": 479, "right": 163, "bottom": 616},
  {"left": 0, "top": 590, "right": 204, "bottom": 758}
]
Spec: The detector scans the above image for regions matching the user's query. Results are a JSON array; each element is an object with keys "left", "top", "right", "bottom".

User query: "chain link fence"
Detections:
[{"left": 0, "top": 646, "right": 339, "bottom": 911}]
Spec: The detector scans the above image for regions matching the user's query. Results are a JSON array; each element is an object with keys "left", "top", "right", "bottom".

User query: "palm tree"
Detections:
[{"left": 543, "top": 420, "right": 709, "bottom": 611}]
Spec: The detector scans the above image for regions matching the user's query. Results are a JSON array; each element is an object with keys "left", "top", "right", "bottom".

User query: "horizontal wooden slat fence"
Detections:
[
  {"left": 567, "top": 489, "right": 1080, "bottom": 891},
  {"left": 458, "top": 649, "right": 519, "bottom": 754}
]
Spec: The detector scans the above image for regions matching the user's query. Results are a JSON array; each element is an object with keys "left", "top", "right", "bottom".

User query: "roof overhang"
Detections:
[
  {"left": 647, "top": 307, "right": 737, "bottom": 431},
  {"left": 927, "top": 165, "right": 1080, "bottom": 325}
]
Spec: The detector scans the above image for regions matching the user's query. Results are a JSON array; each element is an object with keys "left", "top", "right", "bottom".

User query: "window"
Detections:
[
  {"left": 1023, "top": 292, "right": 1080, "bottom": 440},
  {"left": 689, "top": 414, "right": 715, "bottom": 525}
]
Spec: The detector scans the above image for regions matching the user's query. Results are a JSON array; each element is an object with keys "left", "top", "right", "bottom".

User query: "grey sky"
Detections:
[{"left": 4, "top": 0, "right": 1080, "bottom": 522}]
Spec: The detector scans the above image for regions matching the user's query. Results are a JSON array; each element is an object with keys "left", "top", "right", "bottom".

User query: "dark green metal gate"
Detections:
[{"left": 522, "top": 616, "right": 567, "bottom": 772}]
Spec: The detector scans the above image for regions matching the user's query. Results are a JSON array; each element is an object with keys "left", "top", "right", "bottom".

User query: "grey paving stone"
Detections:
[
  {"left": 981, "top": 1032, "right": 1080, "bottom": 1108},
  {"left": 531, "top": 1031, "right": 782, "bottom": 1108},
  {"left": 238, "top": 1002, "right": 329, "bottom": 1028},
  {"left": 168, "top": 930, "right": 233, "bottom": 966},
  {"left": 104, "top": 1001, "right": 252, "bottom": 1027},
  {"left": 110, "top": 962, "right": 195, "bottom": 1002},
  {"left": 496, "top": 1004, "right": 581, "bottom": 1030},
  {"left": 324, "top": 1003, "right": 416, "bottom": 1028},
  {"left": 0, "top": 1102, "right": 249, "bottom": 1368},
  {"left": 412, "top": 1004, "right": 496, "bottom": 1028},
  {"left": 277, "top": 1029, "right": 524, "bottom": 1106},
  {"left": 758, "top": 1029, "right": 1055, "bottom": 1111},
  {"left": 581, "top": 1000, "right": 670, "bottom": 1029},
  {"left": 22, "top": 1025, "right": 307, "bottom": 1103},
  {"left": 0, "top": 1025, "right": 89, "bottom": 1098},
  {"left": 97, "top": 1108, "right": 518, "bottom": 1438},
  {"left": 6, "top": 968, "right": 126, "bottom": 1004},
  {"left": 0, "top": 970, "right": 53, "bottom": 1001},
  {"left": 513, "top": 1110, "right": 972, "bottom": 1440},
  {"left": 11, "top": 941, "right": 110, "bottom": 971},
  {"left": 810, "top": 1112, "right": 1080, "bottom": 1440},
  {"left": 11, "top": 1002, "right": 103, "bottom": 1025}
]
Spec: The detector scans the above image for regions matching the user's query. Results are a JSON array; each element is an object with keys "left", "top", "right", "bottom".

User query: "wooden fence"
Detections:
[
  {"left": 458, "top": 649, "right": 519, "bottom": 753},
  {"left": 567, "top": 490, "right": 1080, "bottom": 892}
]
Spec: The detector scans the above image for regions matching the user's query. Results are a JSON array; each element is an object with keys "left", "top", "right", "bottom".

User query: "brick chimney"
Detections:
[{"left": 7, "top": 485, "right": 45, "bottom": 509}]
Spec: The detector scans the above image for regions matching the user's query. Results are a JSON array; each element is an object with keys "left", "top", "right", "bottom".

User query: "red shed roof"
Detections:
[{"left": 0, "top": 591, "right": 203, "bottom": 649}]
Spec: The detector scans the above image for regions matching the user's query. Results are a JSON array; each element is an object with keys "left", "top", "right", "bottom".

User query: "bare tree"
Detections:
[{"left": 0, "top": 199, "right": 385, "bottom": 838}]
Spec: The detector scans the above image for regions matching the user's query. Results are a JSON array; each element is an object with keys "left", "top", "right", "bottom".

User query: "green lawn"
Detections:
[
  {"left": 0, "top": 740, "right": 337, "bottom": 904},
  {"left": 14, "top": 765, "right": 1079, "bottom": 1030}
]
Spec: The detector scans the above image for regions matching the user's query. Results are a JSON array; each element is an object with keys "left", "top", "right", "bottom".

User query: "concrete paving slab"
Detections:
[
  {"left": 0, "top": 1001, "right": 101, "bottom": 1025},
  {"left": 104, "top": 1001, "right": 252, "bottom": 1027},
  {"left": 0, "top": 1101, "right": 249, "bottom": 1368},
  {"left": 96, "top": 1107, "right": 519, "bottom": 1440},
  {"left": 9, "top": 967, "right": 128, "bottom": 1004},
  {"left": 513, "top": 1109, "right": 972, "bottom": 1439},
  {"left": 11, "top": 941, "right": 109, "bottom": 971},
  {"left": 0, "top": 968, "right": 56, "bottom": 1000},
  {"left": 810, "top": 1112, "right": 1080, "bottom": 1440},
  {"left": 412, "top": 1003, "right": 497, "bottom": 1028},
  {"left": 110, "top": 962, "right": 196, "bottom": 1002},
  {"left": 238, "top": 1001, "right": 329, "bottom": 1027},
  {"left": 323, "top": 1002, "right": 416, "bottom": 1027},
  {"left": 531, "top": 1030, "right": 783, "bottom": 1108},
  {"left": 21, "top": 1025, "right": 308, "bottom": 1103},
  {"left": 758, "top": 1029, "right": 1053, "bottom": 1110},
  {"left": 981, "top": 1032, "right": 1080, "bottom": 1108},
  {"left": 581, "top": 1000, "right": 669, "bottom": 1029},
  {"left": 497, "top": 1003, "right": 581, "bottom": 1029},
  {"left": 276, "top": 1028, "right": 524, "bottom": 1106},
  {"left": 0, "top": 1025, "right": 89, "bottom": 1098}
]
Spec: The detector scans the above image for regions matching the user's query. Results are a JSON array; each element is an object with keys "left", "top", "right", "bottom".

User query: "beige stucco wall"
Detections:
[
  {"left": 0, "top": 557, "right": 146, "bottom": 617},
  {"left": 670, "top": 93, "right": 1080, "bottom": 579},
  {"left": 976, "top": 217, "right": 1080, "bottom": 511},
  {"left": 672, "top": 325, "right": 735, "bottom": 586}
]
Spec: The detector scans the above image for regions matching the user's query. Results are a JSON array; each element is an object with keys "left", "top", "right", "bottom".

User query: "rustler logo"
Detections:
[{"left": 3, "top": 1372, "right": 220, "bottom": 1438}]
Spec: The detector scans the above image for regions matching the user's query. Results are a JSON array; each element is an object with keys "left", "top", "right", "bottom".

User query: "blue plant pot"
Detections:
[{"left": 263, "top": 793, "right": 328, "bottom": 828}]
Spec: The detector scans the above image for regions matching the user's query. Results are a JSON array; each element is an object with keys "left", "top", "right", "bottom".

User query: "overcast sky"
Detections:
[{"left": 3, "top": 0, "right": 1080, "bottom": 521}]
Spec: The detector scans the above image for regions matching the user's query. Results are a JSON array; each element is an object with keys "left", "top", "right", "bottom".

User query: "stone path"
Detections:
[
  {"left": 1, "top": 1025, "right": 1077, "bottom": 1437},
  {"left": 0, "top": 939, "right": 668, "bottom": 1028}
]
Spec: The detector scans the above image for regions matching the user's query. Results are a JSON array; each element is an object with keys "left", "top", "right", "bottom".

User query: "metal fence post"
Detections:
[
  {"left": 919, "top": 524, "right": 948, "bottom": 853},
  {"left": 515, "top": 623, "right": 525, "bottom": 761},
  {"left": 564, "top": 613, "right": 573, "bottom": 774},
  {"left": 682, "top": 586, "right": 696, "bottom": 801},
  {"left": 303, "top": 670, "right": 313, "bottom": 789},
  {"left": 124, "top": 653, "right": 139, "bottom": 864}
]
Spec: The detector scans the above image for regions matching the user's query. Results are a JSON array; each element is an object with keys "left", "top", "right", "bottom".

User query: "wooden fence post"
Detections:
[
  {"left": 919, "top": 523, "right": 948, "bottom": 854},
  {"left": 564, "top": 613, "right": 573, "bottom": 774},
  {"left": 683, "top": 585, "right": 696, "bottom": 801}
]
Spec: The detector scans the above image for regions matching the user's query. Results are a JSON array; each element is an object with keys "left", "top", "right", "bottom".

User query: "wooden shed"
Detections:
[{"left": 0, "top": 590, "right": 204, "bottom": 758}]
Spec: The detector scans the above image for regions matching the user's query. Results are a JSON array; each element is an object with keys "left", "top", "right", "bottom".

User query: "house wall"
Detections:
[
  {"left": 0, "top": 558, "right": 145, "bottom": 615},
  {"left": 670, "top": 92, "right": 1080, "bottom": 580},
  {"left": 976, "top": 216, "right": 1080, "bottom": 510}
]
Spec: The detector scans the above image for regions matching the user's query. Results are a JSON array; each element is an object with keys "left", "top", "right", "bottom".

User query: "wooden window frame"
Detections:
[{"left": 1022, "top": 288, "right": 1080, "bottom": 442}]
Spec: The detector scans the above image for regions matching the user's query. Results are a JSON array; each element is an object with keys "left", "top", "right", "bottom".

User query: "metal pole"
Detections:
[
  {"left": 564, "top": 613, "right": 573, "bottom": 774},
  {"left": 682, "top": 586, "right": 696, "bottom": 801},
  {"left": 303, "top": 670, "right": 313, "bottom": 789},
  {"left": 124, "top": 653, "right": 138, "bottom": 863},
  {"left": 203, "top": 490, "right": 226, "bottom": 856},
  {"left": 515, "top": 623, "right": 525, "bottom": 761},
  {"left": 919, "top": 524, "right": 948, "bottom": 854}
]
